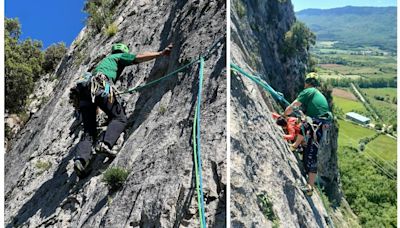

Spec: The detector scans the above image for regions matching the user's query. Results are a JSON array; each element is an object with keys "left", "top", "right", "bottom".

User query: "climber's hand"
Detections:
[{"left": 161, "top": 43, "right": 173, "bottom": 56}]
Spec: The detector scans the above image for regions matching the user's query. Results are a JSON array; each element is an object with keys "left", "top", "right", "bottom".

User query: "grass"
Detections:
[
  {"left": 159, "top": 105, "right": 167, "bottom": 115},
  {"left": 257, "top": 194, "right": 279, "bottom": 228},
  {"left": 103, "top": 166, "right": 129, "bottom": 191},
  {"left": 35, "top": 160, "right": 52, "bottom": 175},
  {"left": 333, "top": 96, "right": 368, "bottom": 115},
  {"left": 361, "top": 88, "right": 397, "bottom": 101},
  {"left": 366, "top": 135, "right": 397, "bottom": 161},
  {"left": 338, "top": 120, "right": 396, "bottom": 163},
  {"left": 105, "top": 23, "right": 118, "bottom": 37},
  {"left": 338, "top": 120, "right": 376, "bottom": 148}
]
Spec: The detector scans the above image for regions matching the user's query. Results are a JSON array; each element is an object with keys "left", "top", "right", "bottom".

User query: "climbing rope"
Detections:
[
  {"left": 118, "top": 35, "right": 225, "bottom": 95},
  {"left": 230, "top": 63, "right": 291, "bottom": 107},
  {"left": 118, "top": 58, "right": 201, "bottom": 94},
  {"left": 193, "top": 57, "right": 207, "bottom": 228}
]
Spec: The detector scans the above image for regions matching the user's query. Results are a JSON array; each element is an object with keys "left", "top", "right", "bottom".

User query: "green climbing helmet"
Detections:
[
  {"left": 305, "top": 72, "right": 319, "bottom": 86},
  {"left": 111, "top": 43, "right": 129, "bottom": 54}
]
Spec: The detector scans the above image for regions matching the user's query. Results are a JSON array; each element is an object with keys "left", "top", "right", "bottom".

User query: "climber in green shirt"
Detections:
[
  {"left": 73, "top": 43, "right": 172, "bottom": 177},
  {"left": 284, "top": 72, "right": 332, "bottom": 196}
]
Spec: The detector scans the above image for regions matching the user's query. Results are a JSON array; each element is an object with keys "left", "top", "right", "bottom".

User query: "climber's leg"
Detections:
[{"left": 96, "top": 95, "right": 127, "bottom": 152}]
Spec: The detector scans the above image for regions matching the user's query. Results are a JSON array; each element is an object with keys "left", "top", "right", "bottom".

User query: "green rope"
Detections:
[
  {"left": 230, "top": 63, "right": 291, "bottom": 107},
  {"left": 192, "top": 104, "right": 204, "bottom": 228},
  {"left": 196, "top": 57, "right": 207, "bottom": 228},
  {"left": 118, "top": 58, "right": 201, "bottom": 94}
]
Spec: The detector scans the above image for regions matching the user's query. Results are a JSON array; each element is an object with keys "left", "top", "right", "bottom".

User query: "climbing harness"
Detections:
[
  {"left": 89, "top": 73, "right": 119, "bottom": 104},
  {"left": 69, "top": 38, "right": 223, "bottom": 228}
]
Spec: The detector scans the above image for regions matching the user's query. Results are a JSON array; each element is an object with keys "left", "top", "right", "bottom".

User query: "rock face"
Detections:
[
  {"left": 230, "top": 0, "right": 339, "bottom": 227},
  {"left": 5, "top": 1, "right": 226, "bottom": 227}
]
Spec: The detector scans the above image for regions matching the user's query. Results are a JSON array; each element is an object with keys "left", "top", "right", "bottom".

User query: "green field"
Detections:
[
  {"left": 361, "top": 88, "right": 397, "bottom": 100},
  {"left": 314, "top": 45, "right": 397, "bottom": 80},
  {"left": 366, "top": 135, "right": 397, "bottom": 162},
  {"left": 333, "top": 96, "right": 368, "bottom": 115},
  {"left": 361, "top": 88, "right": 397, "bottom": 123},
  {"left": 338, "top": 120, "right": 376, "bottom": 147},
  {"left": 338, "top": 120, "right": 396, "bottom": 163}
]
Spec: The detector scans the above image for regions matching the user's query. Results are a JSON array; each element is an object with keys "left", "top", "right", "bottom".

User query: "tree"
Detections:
[
  {"left": 374, "top": 123, "right": 383, "bottom": 131},
  {"left": 358, "top": 142, "right": 365, "bottom": 151},
  {"left": 283, "top": 21, "right": 316, "bottom": 56},
  {"left": 5, "top": 18, "right": 43, "bottom": 113},
  {"left": 43, "top": 42, "right": 67, "bottom": 73}
]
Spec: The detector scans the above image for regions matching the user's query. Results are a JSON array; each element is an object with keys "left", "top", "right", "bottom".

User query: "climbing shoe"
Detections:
[
  {"left": 301, "top": 184, "right": 314, "bottom": 196},
  {"left": 74, "top": 158, "right": 89, "bottom": 178},
  {"left": 95, "top": 142, "right": 117, "bottom": 157}
]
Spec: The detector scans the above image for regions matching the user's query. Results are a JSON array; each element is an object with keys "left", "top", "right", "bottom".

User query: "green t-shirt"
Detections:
[
  {"left": 92, "top": 53, "right": 136, "bottom": 81},
  {"left": 296, "top": 87, "right": 330, "bottom": 118}
]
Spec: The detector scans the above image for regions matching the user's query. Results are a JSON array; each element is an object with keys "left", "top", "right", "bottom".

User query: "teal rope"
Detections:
[
  {"left": 192, "top": 103, "right": 204, "bottom": 228},
  {"left": 195, "top": 57, "right": 207, "bottom": 228},
  {"left": 230, "top": 63, "right": 291, "bottom": 107},
  {"left": 118, "top": 58, "right": 200, "bottom": 94}
]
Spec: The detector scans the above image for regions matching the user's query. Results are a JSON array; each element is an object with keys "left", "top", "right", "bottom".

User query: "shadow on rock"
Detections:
[{"left": 7, "top": 146, "right": 114, "bottom": 227}]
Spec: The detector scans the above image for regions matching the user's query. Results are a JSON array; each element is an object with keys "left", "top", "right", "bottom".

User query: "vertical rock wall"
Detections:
[{"left": 5, "top": 1, "right": 226, "bottom": 227}]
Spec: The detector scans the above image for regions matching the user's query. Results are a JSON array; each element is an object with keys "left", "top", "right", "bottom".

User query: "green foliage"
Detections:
[
  {"left": 84, "top": 0, "right": 120, "bottom": 33},
  {"left": 338, "top": 146, "right": 397, "bottom": 227},
  {"left": 318, "top": 83, "right": 333, "bottom": 110},
  {"left": 43, "top": 42, "right": 67, "bottom": 73},
  {"left": 374, "top": 123, "right": 382, "bottom": 131},
  {"left": 5, "top": 18, "right": 42, "bottom": 113},
  {"left": 234, "top": 0, "right": 246, "bottom": 19},
  {"left": 359, "top": 133, "right": 380, "bottom": 146},
  {"left": 105, "top": 23, "right": 118, "bottom": 37},
  {"left": 257, "top": 194, "right": 279, "bottom": 227},
  {"left": 35, "top": 160, "right": 52, "bottom": 175},
  {"left": 283, "top": 21, "right": 316, "bottom": 56},
  {"left": 73, "top": 51, "right": 87, "bottom": 67},
  {"left": 159, "top": 105, "right": 167, "bottom": 115},
  {"left": 103, "top": 166, "right": 129, "bottom": 191},
  {"left": 5, "top": 18, "right": 65, "bottom": 114}
]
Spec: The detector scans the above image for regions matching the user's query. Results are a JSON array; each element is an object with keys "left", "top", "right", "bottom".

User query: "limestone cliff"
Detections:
[
  {"left": 230, "top": 0, "right": 340, "bottom": 227},
  {"left": 5, "top": 0, "right": 226, "bottom": 227}
]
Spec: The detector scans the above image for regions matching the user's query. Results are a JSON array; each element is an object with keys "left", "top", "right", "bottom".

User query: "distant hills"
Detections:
[{"left": 296, "top": 6, "right": 397, "bottom": 51}]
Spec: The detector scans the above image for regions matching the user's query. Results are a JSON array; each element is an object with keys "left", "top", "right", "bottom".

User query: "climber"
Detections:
[
  {"left": 272, "top": 112, "right": 304, "bottom": 152},
  {"left": 283, "top": 72, "right": 332, "bottom": 196},
  {"left": 72, "top": 43, "right": 173, "bottom": 177}
]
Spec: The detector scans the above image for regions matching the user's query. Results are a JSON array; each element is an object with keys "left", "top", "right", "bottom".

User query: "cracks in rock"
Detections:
[
  {"left": 81, "top": 194, "right": 108, "bottom": 227},
  {"left": 124, "top": 188, "right": 142, "bottom": 227},
  {"left": 173, "top": 163, "right": 196, "bottom": 228}
]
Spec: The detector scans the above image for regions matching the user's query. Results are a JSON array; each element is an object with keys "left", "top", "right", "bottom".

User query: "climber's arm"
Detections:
[
  {"left": 284, "top": 101, "right": 302, "bottom": 116},
  {"left": 133, "top": 44, "right": 173, "bottom": 64}
]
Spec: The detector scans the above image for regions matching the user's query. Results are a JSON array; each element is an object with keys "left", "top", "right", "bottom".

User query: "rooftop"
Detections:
[{"left": 345, "top": 112, "right": 371, "bottom": 122}]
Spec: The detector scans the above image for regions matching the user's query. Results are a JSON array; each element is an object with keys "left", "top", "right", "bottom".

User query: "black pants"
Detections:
[
  {"left": 74, "top": 83, "right": 127, "bottom": 163},
  {"left": 303, "top": 118, "right": 324, "bottom": 174}
]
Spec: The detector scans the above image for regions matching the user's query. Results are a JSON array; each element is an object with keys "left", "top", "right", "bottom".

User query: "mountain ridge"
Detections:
[{"left": 296, "top": 6, "right": 397, "bottom": 51}]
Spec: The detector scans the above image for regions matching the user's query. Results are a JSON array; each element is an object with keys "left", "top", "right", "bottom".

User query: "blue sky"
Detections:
[
  {"left": 292, "top": 0, "right": 397, "bottom": 12},
  {"left": 5, "top": 0, "right": 87, "bottom": 48}
]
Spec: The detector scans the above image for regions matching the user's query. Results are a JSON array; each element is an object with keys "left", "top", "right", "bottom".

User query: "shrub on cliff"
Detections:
[
  {"left": 283, "top": 21, "right": 316, "bottom": 56},
  {"left": 103, "top": 166, "right": 129, "bottom": 191},
  {"left": 43, "top": 42, "right": 67, "bottom": 73},
  {"left": 84, "top": 0, "right": 121, "bottom": 33}
]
